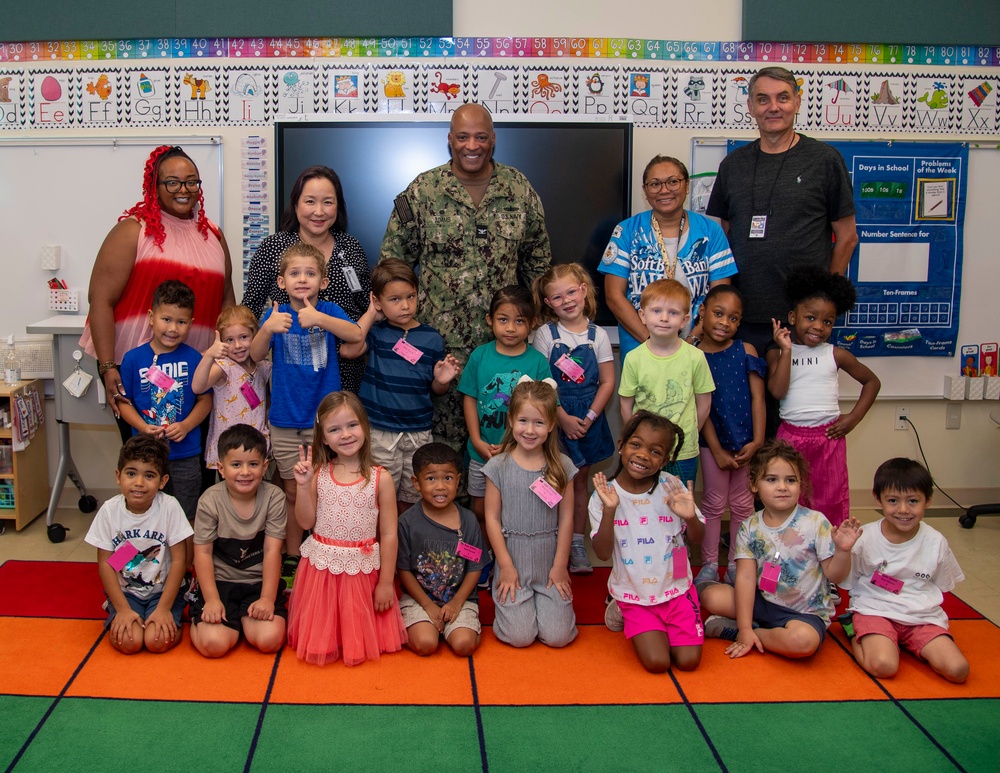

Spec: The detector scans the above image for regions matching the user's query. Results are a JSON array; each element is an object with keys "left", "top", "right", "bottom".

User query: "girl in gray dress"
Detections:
[{"left": 483, "top": 380, "right": 578, "bottom": 648}]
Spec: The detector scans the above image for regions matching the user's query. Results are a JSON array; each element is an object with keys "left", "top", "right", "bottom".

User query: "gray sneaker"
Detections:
[
  {"left": 569, "top": 541, "right": 593, "bottom": 575},
  {"left": 604, "top": 600, "right": 624, "bottom": 632},
  {"left": 694, "top": 562, "right": 719, "bottom": 586},
  {"left": 703, "top": 615, "right": 739, "bottom": 642}
]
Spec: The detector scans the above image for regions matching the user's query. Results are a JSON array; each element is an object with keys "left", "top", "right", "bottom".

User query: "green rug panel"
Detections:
[
  {"left": 252, "top": 704, "right": 483, "bottom": 772},
  {"left": 0, "top": 696, "right": 53, "bottom": 770},
  {"left": 480, "top": 704, "right": 720, "bottom": 772},
  {"left": 13, "top": 698, "right": 260, "bottom": 773},
  {"left": 903, "top": 699, "right": 1000, "bottom": 773},
  {"left": 695, "top": 701, "right": 956, "bottom": 772}
]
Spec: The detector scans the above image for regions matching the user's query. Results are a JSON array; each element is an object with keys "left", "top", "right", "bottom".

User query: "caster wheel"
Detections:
[
  {"left": 47, "top": 523, "right": 67, "bottom": 543},
  {"left": 79, "top": 495, "right": 98, "bottom": 513},
  {"left": 959, "top": 514, "right": 977, "bottom": 529}
]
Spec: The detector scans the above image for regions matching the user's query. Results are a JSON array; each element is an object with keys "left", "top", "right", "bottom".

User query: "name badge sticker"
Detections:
[
  {"left": 530, "top": 476, "right": 563, "bottom": 508},
  {"left": 145, "top": 365, "right": 176, "bottom": 391},
  {"left": 342, "top": 265, "right": 363, "bottom": 292},
  {"left": 554, "top": 353, "right": 586, "bottom": 384},
  {"left": 107, "top": 541, "right": 139, "bottom": 572},
  {"left": 759, "top": 554, "right": 781, "bottom": 593},
  {"left": 240, "top": 380, "right": 262, "bottom": 409},
  {"left": 392, "top": 337, "right": 423, "bottom": 364},
  {"left": 456, "top": 540, "right": 483, "bottom": 563},
  {"left": 670, "top": 545, "right": 689, "bottom": 580},
  {"left": 871, "top": 569, "right": 904, "bottom": 594},
  {"left": 749, "top": 214, "right": 768, "bottom": 239}
]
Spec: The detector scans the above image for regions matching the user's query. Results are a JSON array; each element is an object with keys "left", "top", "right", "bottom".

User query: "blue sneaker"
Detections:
[{"left": 477, "top": 552, "right": 495, "bottom": 590}]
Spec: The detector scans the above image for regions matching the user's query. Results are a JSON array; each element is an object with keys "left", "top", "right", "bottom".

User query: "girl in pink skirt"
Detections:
[{"left": 287, "top": 392, "right": 406, "bottom": 665}]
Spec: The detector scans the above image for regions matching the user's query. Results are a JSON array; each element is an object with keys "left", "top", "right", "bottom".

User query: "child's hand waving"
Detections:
[
  {"left": 771, "top": 318, "right": 791, "bottom": 351},
  {"left": 592, "top": 472, "right": 619, "bottom": 510},
  {"left": 832, "top": 516, "right": 863, "bottom": 552},
  {"left": 664, "top": 475, "right": 696, "bottom": 520}
]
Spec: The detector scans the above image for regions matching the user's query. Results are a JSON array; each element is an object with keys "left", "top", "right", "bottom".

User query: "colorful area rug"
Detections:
[{"left": 1, "top": 559, "right": 998, "bottom": 772}]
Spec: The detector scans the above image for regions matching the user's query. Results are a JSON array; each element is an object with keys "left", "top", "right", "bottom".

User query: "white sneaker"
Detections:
[{"left": 604, "top": 600, "right": 624, "bottom": 632}]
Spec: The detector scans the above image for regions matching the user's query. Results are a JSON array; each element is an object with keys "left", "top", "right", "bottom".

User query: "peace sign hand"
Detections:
[{"left": 293, "top": 444, "right": 315, "bottom": 487}]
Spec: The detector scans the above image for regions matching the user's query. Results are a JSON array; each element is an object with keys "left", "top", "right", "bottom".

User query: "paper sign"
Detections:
[
  {"left": 530, "top": 476, "right": 563, "bottom": 507},
  {"left": 456, "top": 540, "right": 483, "bottom": 563},
  {"left": 392, "top": 338, "right": 423, "bottom": 364},
  {"left": 554, "top": 353, "right": 586, "bottom": 383},
  {"left": 871, "top": 569, "right": 904, "bottom": 594},
  {"left": 107, "top": 541, "right": 139, "bottom": 572}
]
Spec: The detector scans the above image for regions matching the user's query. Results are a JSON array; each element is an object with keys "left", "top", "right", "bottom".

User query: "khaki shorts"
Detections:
[
  {"left": 399, "top": 593, "right": 481, "bottom": 638},
  {"left": 370, "top": 428, "right": 433, "bottom": 503},
  {"left": 269, "top": 424, "right": 314, "bottom": 480}
]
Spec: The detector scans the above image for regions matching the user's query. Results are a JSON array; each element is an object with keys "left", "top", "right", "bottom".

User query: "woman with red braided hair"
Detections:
[{"left": 80, "top": 146, "right": 235, "bottom": 440}]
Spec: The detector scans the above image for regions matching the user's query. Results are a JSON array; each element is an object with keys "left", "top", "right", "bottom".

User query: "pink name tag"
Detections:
[
  {"left": 871, "top": 569, "right": 904, "bottom": 594},
  {"left": 240, "top": 380, "right": 262, "bottom": 409},
  {"left": 145, "top": 365, "right": 176, "bottom": 390},
  {"left": 530, "top": 476, "right": 563, "bottom": 507},
  {"left": 107, "top": 541, "right": 139, "bottom": 572},
  {"left": 554, "top": 353, "right": 586, "bottom": 384},
  {"left": 392, "top": 338, "right": 423, "bottom": 364},
  {"left": 456, "top": 540, "right": 483, "bottom": 563},
  {"left": 759, "top": 560, "right": 781, "bottom": 593},
  {"left": 670, "top": 546, "right": 689, "bottom": 580}
]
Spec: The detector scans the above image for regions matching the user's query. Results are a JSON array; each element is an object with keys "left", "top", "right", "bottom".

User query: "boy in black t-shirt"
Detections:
[{"left": 397, "top": 443, "right": 487, "bottom": 657}]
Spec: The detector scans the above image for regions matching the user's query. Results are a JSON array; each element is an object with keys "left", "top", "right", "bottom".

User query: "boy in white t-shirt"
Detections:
[{"left": 841, "top": 458, "right": 969, "bottom": 683}]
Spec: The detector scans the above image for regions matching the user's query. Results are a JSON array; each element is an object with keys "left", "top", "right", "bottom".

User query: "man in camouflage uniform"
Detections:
[{"left": 380, "top": 102, "right": 552, "bottom": 452}]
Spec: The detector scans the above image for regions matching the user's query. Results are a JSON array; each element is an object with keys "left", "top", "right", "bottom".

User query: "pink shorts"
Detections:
[
  {"left": 852, "top": 612, "right": 951, "bottom": 659},
  {"left": 618, "top": 586, "right": 704, "bottom": 646}
]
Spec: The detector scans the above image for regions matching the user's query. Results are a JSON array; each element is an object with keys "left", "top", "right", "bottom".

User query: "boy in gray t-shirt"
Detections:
[
  {"left": 190, "top": 425, "right": 287, "bottom": 658},
  {"left": 397, "top": 443, "right": 487, "bottom": 657}
]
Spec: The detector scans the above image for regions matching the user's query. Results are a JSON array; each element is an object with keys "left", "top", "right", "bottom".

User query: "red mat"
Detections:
[{"left": 0, "top": 559, "right": 984, "bottom": 624}]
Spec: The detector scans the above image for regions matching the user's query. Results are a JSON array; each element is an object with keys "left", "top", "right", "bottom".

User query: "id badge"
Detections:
[
  {"left": 749, "top": 214, "right": 767, "bottom": 239},
  {"left": 871, "top": 569, "right": 904, "bottom": 594},
  {"left": 145, "top": 365, "right": 176, "bottom": 390},
  {"left": 670, "top": 546, "right": 689, "bottom": 580},
  {"left": 554, "top": 353, "right": 586, "bottom": 384},
  {"left": 342, "top": 265, "right": 362, "bottom": 292},
  {"left": 392, "top": 337, "right": 423, "bottom": 364},
  {"left": 107, "top": 541, "right": 139, "bottom": 572},
  {"left": 759, "top": 556, "right": 781, "bottom": 593},
  {"left": 240, "top": 380, "right": 262, "bottom": 409},
  {"left": 530, "top": 476, "right": 563, "bottom": 507},
  {"left": 456, "top": 540, "right": 483, "bottom": 563}
]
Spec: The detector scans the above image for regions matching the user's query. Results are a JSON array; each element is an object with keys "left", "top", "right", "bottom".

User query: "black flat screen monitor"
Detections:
[{"left": 276, "top": 119, "right": 632, "bottom": 325}]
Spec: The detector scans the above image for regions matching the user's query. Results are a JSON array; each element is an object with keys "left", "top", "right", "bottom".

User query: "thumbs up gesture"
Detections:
[
  {"left": 205, "top": 330, "right": 230, "bottom": 360},
  {"left": 263, "top": 301, "right": 293, "bottom": 334},
  {"left": 296, "top": 296, "right": 325, "bottom": 330}
]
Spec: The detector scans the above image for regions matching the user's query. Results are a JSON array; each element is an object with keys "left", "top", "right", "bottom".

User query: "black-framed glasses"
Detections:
[
  {"left": 643, "top": 177, "right": 687, "bottom": 193},
  {"left": 158, "top": 179, "right": 202, "bottom": 193}
]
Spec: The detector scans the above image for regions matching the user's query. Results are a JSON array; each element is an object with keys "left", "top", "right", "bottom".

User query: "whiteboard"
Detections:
[
  {"left": 691, "top": 138, "right": 998, "bottom": 399},
  {"left": 0, "top": 137, "right": 223, "bottom": 342}
]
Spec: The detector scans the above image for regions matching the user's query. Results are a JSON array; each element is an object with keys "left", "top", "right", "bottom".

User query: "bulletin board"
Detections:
[
  {"left": 691, "top": 138, "right": 999, "bottom": 398},
  {"left": 0, "top": 137, "right": 222, "bottom": 341}
]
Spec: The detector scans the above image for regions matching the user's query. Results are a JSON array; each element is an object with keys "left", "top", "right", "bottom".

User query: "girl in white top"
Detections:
[
  {"left": 767, "top": 267, "right": 880, "bottom": 526},
  {"left": 590, "top": 410, "right": 705, "bottom": 673}
]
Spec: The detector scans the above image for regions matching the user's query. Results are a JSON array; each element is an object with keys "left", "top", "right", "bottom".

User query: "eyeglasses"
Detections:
[
  {"left": 643, "top": 177, "right": 687, "bottom": 193},
  {"left": 158, "top": 179, "right": 202, "bottom": 193}
]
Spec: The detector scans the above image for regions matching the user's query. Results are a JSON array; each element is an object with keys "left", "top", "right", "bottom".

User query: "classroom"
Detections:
[{"left": 0, "top": 1, "right": 998, "bottom": 771}]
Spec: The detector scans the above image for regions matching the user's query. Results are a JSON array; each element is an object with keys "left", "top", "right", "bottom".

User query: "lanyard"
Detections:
[{"left": 649, "top": 211, "right": 686, "bottom": 280}]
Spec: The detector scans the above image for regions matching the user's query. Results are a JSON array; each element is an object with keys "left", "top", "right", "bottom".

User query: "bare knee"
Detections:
[
  {"left": 939, "top": 659, "right": 970, "bottom": 684},
  {"left": 638, "top": 650, "right": 672, "bottom": 674},
  {"left": 670, "top": 648, "right": 702, "bottom": 672},
  {"left": 144, "top": 627, "right": 180, "bottom": 654},
  {"left": 407, "top": 629, "right": 441, "bottom": 657},
  {"left": 783, "top": 626, "right": 821, "bottom": 657},
  {"left": 864, "top": 653, "right": 900, "bottom": 678},
  {"left": 447, "top": 629, "right": 480, "bottom": 658},
  {"left": 110, "top": 635, "right": 144, "bottom": 655}
]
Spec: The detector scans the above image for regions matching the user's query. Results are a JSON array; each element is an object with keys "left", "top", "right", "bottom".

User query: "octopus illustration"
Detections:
[{"left": 532, "top": 74, "right": 562, "bottom": 99}]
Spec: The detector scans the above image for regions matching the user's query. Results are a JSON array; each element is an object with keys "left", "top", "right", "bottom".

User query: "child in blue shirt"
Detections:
[
  {"left": 342, "top": 259, "right": 461, "bottom": 516},
  {"left": 118, "top": 279, "right": 212, "bottom": 524},
  {"left": 250, "top": 242, "right": 365, "bottom": 586}
]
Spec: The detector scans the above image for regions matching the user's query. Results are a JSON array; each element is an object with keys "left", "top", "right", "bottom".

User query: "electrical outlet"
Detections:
[
  {"left": 946, "top": 402, "right": 962, "bottom": 430},
  {"left": 894, "top": 406, "right": 909, "bottom": 430}
]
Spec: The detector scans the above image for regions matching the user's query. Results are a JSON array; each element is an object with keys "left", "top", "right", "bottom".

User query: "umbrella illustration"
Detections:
[{"left": 827, "top": 78, "right": 851, "bottom": 103}]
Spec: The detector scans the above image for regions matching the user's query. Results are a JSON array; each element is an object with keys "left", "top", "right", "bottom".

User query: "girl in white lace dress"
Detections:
[{"left": 287, "top": 392, "right": 406, "bottom": 665}]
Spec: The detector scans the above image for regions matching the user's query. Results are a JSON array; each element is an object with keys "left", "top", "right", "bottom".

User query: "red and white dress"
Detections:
[{"left": 287, "top": 465, "right": 406, "bottom": 666}]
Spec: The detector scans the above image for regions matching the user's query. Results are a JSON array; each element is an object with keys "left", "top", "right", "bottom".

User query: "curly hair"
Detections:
[
  {"left": 748, "top": 440, "right": 812, "bottom": 502},
  {"left": 609, "top": 410, "right": 684, "bottom": 494},
  {"left": 120, "top": 145, "right": 210, "bottom": 251},
  {"left": 786, "top": 266, "right": 857, "bottom": 317}
]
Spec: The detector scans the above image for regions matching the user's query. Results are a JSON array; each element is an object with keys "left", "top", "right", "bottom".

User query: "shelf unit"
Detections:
[{"left": 0, "top": 380, "right": 49, "bottom": 531}]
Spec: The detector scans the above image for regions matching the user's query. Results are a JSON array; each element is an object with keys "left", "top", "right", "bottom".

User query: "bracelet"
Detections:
[
  {"left": 97, "top": 360, "right": 118, "bottom": 377},
  {"left": 586, "top": 409, "right": 598, "bottom": 423},
  {"left": 687, "top": 335, "right": 701, "bottom": 346}
]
